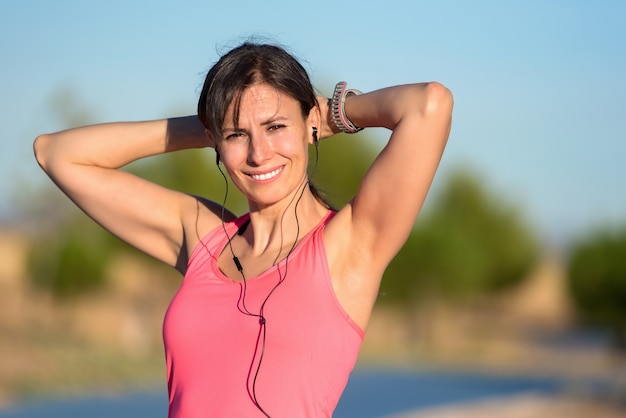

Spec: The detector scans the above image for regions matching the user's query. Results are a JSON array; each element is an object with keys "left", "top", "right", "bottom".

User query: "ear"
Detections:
[
  {"left": 205, "top": 129, "right": 217, "bottom": 148},
  {"left": 306, "top": 106, "right": 321, "bottom": 145},
  {"left": 205, "top": 129, "right": 221, "bottom": 165}
]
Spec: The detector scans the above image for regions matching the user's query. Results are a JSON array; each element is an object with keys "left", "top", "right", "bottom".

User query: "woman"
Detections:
[{"left": 34, "top": 42, "right": 453, "bottom": 417}]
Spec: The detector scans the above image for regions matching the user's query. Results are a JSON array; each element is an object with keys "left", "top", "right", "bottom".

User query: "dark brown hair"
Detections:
[
  {"left": 198, "top": 42, "right": 317, "bottom": 141},
  {"left": 198, "top": 41, "right": 332, "bottom": 209}
]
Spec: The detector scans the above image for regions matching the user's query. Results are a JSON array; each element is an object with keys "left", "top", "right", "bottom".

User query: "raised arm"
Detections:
[
  {"left": 33, "top": 116, "right": 223, "bottom": 272},
  {"left": 348, "top": 83, "right": 452, "bottom": 264},
  {"left": 323, "top": 82, "right": 453, "bottom": 327}
]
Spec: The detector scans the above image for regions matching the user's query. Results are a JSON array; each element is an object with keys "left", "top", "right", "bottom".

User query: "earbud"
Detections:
[
  {"left": 312, "top": 127, "right": 318, "bottom": 145},
  {"left": 215, "top": 149, "right": 221, "bottom": 165}
]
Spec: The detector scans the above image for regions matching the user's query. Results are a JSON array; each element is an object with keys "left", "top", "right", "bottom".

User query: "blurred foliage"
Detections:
[
  {"left": 28, "top": 215, "right": 117, "bottom": 297},
  {"left": 567, "top": 226, "right": 626, "bottom": 348},
  {"left": 312, "top": 133, "right": 378, "bottom": 208},
  {"left": 380, "top": 168, "right": 540, "bottom": 304},
  {"left": 47, "top": 85, "right": 96, "bottom": 129}
]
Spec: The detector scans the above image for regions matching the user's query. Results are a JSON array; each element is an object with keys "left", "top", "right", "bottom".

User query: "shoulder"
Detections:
[{"left": 177, "top": 195, "right": 236, "bottom": 272}]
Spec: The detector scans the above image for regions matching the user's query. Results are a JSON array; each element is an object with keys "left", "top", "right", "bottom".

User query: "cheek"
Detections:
[
  {"left": 218, "top": 144, "right": 247, "bottom": 165},
  {"left": 278, "top": 135, "right": 309, "bottom": 157}
]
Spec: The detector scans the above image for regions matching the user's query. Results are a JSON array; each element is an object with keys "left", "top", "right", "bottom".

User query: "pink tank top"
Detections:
[{"left": 163, "top": 211, "right": 364, "bottom": 417}]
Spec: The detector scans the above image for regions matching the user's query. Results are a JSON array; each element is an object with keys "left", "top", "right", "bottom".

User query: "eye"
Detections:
[
  {"left": 268, "top": 124, "right": 285, "bottom": 132},
  {"left": 225, "top": 131, "right": 246, "bottom": 141}
]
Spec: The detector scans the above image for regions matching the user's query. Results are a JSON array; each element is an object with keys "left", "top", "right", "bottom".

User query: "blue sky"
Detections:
[{"left": 1, "top": 0, "right": 625, "bottom": 246}]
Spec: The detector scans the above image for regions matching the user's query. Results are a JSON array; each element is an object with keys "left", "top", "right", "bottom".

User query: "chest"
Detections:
[
  {"left": 165, "top": 246, "right": 361, "bottom": 359},
  {"left": 216, "top": 233, "right": 303, "bottom": 281}
]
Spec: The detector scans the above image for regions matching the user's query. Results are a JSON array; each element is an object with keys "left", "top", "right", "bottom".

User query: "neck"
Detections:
[{"left": 244, "top": 182, "right": 328, "bottom": 255}]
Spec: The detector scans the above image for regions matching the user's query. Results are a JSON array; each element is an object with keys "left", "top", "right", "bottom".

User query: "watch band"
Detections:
[{"left": 330, "top": 81, "right": 364, "bottom": 134}]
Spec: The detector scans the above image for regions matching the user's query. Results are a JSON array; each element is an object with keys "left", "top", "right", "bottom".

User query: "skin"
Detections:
[{"left": 33, "top": 81, "right": 453, "bottom": 331}]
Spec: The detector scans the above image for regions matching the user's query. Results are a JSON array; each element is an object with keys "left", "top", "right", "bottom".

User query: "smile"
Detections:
[{"left": 249, "top": 166, "right": 283, "bottom": 181}]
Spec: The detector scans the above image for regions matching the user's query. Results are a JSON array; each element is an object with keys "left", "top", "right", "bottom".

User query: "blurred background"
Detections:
[{"left": 1, "top": 1, "right": 625, "bottom": 417}]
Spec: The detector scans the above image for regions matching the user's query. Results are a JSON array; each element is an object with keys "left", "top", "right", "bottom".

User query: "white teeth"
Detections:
[{"left": 251, "top": 167, "right": 282, "bottom": 181}]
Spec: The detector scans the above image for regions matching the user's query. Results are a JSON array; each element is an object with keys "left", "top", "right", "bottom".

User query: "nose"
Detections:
[{"left": 247, "top": 134, "right": 272, "bottom": 166}]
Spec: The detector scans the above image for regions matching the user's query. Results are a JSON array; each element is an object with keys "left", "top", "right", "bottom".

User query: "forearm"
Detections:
[
  {"left": 343, "top": 82, "right": 453, "bottom": 132},
  {"left": 34, "top": 115, "right": 207, "bottom": 172},
  {"left": 335, "top": 82, "right": 453, "bottom": 272},
  {"left": 165, "top": 115, "right": 209, "bottom": 153}
]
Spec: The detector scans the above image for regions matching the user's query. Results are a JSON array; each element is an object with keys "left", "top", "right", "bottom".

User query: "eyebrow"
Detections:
[
  {"left": 222, "top": 115, "right": 290, "bottom": 133},
  {"left": 260, "top": 115, "right": 289, "bottom": 126}
]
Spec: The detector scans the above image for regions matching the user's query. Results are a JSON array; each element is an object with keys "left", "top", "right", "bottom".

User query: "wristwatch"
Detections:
[{"left": 330, "top": 81, "right": 364, "bottom": 134}]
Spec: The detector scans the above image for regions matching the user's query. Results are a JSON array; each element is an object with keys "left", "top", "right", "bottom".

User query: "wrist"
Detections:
[
  {"left": 165, "top": 116, "right": 208, "bottom": 151},
  {"left": 330, "top": 81, "right": 364, "bottom": 134}
]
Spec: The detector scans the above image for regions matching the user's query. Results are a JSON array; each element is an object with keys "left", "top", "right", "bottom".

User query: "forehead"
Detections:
[{"left": 224, "top": 84, "right": 301, "bottom": 126}]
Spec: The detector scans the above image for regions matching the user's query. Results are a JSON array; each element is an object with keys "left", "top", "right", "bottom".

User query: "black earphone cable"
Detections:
[
  {"left": 214, "top": 134, "right": 320, "bottom": 418},
  {"left": 216, "top": 162, "right": 271, "bottom": 417}
]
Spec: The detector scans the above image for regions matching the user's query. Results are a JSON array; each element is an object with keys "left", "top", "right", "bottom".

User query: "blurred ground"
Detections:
[
  {"left": 361, "top": 255, "right": 626, "bottom": 417},
  {"left": 388, "top": 393, "right": 626, "bottom": 418},
  {"left": 1, "top": 229, "right": 625, "bottom": 416},
  {"left": 0, "top": 230, "right": 175, "bottom": 406}
]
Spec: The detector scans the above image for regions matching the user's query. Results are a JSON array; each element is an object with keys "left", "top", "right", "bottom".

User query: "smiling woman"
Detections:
[
  {"left": 212, "top": 84, "right": 313, "bottom": 210},
  {"left": 33, "top": 40, "right": 453, "bottom": 417}
]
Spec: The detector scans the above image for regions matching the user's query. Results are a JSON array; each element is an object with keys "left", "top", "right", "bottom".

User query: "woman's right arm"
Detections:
[{"left": 33, "top": 116, "right": 221, "bottom": 271}]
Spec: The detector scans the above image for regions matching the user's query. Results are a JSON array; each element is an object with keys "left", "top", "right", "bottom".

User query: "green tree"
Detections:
[
  {"left": 380, "top": 168, "right": 540, "bottom": 304},
  {"left": 567, "top": 226, "right": 626, "bottom": 348},
  {"left": 310, "top": 134, "right": 378, "bottom": 208}
]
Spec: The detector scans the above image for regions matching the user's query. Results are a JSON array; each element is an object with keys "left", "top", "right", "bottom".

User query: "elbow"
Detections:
[
  {"left": 33, "top": 134, "right": 53, "bottom": 172},
  {"left": 423, "top": 82, "right": 454, "bottom": 117}
]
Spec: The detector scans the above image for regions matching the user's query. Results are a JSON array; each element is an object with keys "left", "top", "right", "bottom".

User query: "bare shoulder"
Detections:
[
  {"left": 181, "top": 195, "right": 234, "bottom": 241},
  {"left": 178, "top": 195, "right": 234, "bottom": 272}
]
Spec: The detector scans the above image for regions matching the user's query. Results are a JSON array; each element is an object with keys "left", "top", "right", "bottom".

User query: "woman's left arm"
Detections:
[
  {"left": 327, "top": 82, "right": 453, "bottom": 276},
  {"left": 319, "top": 82, "right": 452, "bottom": 330}
]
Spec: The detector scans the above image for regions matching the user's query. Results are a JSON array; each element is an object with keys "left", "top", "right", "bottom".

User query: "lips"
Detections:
[{"left": 249, "top": 166, "right": 283, "bottom": 181}]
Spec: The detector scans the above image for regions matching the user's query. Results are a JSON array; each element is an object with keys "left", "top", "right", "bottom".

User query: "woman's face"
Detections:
[{"left": 218, "top": 83, "right": 314, "bottom": 209}]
